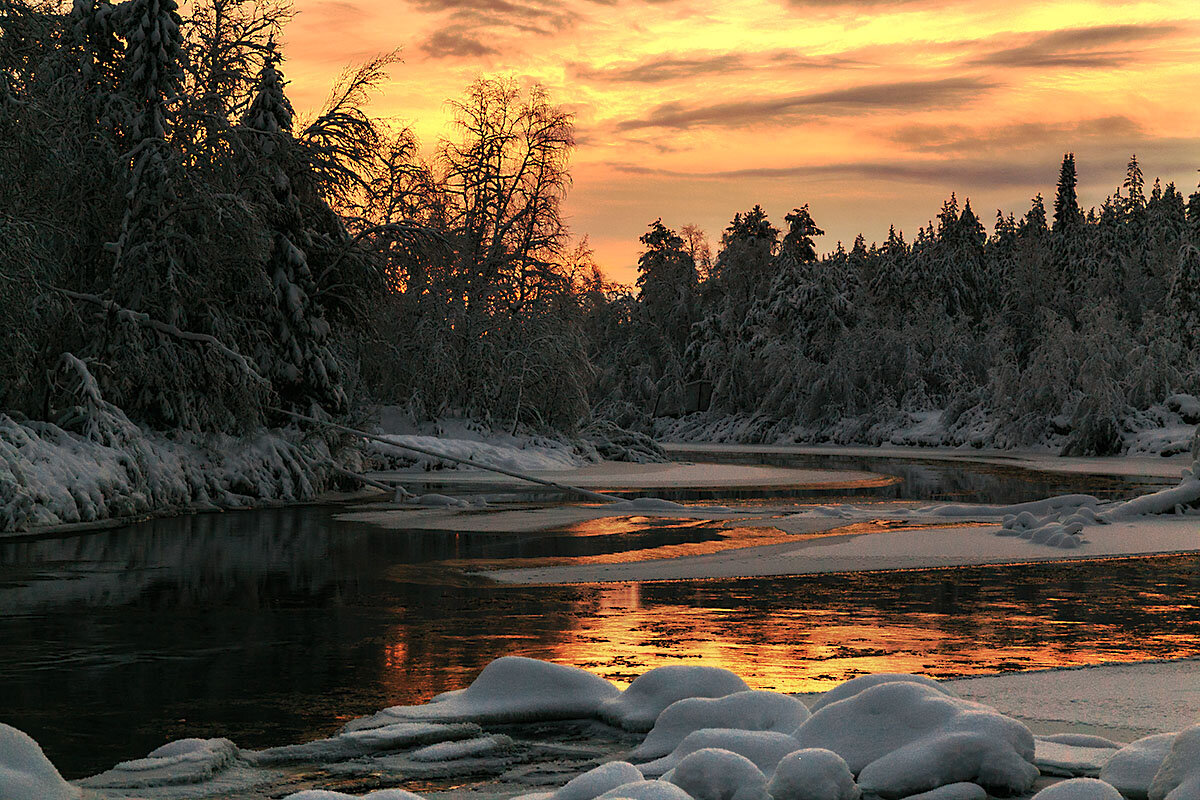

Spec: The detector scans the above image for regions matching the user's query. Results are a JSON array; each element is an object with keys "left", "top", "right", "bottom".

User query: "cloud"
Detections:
[
  {"left": 968, "top": 23, "right": 1185, "bottom": 68},
  {"left": 408, "top": 0, "right": 578, "bottom": 36},
  {"left": 607, "top": 157, "right": 1049, "bottom": 187},
  {"left": 572, "top": 50, "right": 864, "bottom": 84},
  {"left": 615, "top": 76, "right": 994, "bottom": 130},
  {"left": 885, "top": 115, "right": 1146, "bottom": 154},
  {"left": 420, "top": 28, "right": 501, "bottom": 58}
]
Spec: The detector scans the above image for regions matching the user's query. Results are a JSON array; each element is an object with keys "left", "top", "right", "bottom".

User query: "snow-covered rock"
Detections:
[
  {"left": 808, "top": 673, "right": 952, "bottom": 713},
  {"left": 638, "top": 730, "right": 802, "bottom": 777},
  {"left": 793, "top": 681, "right": 1037, "bottom": 798},
  {"left": 79, "top": 737, "right": 245, "bottom": 788},
  {"left": 343, "top": 657, "right": 620, "bottom": 728},
  {"left": 632, "top": 691, "right": 811, "bottom": 760},
  {"left": 1148, "top": 725, "right": 1200, "bottom": 800},
  {"left": 600, "top": 666, "right": 750, "bottom": 732},
  {"left": 1031, "top": 778, "right": 1124, "bottom": 800},
  {"left": 0, "top": 724, "right": 79, "bottom": 800},
  {"left": 667, "top": 748, "right": 769, "bottom": 800},
  {"left": 539, "top": 762, "right": 647, "bottom": 800},
  {"left": 596, "top": 780, "right": 694, "bottom": 800},
  {"left": 1099, "top": 733, "right": 1176, "bottom": 799},
  {"left": 767, "top": 748, "right": 859, "bottom": 800}
]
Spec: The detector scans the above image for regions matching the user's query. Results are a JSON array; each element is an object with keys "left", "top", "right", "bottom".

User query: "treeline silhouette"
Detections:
[
  {"left": 1, "top": 0, "right": 1198, "bottom": 456},
  {"left": 599, "top": 156, "right": 1200, "bottom": 454}
]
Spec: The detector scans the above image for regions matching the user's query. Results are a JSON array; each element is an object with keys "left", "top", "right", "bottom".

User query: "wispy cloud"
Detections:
[
  {"left": 572, "top": 49, "right": 865, "bottom": 84},
  {"left": 885, "top": 116, "right": 1146, "bottom": 154},
  {"left": 967, "top": 23, "right": 1187, "bottom": 68},
  {"left": 616, "top": 76, "right": 994, "bottom": 131},
  {"left": 420, "top": 28, "right": 501, "bottom": 58}
]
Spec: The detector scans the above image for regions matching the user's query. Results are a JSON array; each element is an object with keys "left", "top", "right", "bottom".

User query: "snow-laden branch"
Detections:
[{"left": 56, "top": 288, "right": 269, "bottom": 387}]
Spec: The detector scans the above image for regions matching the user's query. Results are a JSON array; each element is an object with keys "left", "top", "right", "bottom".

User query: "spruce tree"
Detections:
[
  {"left": 242, "top": 44, "right": 346, "bottom": 415},
  {"left": 1053, "top": 153, "right": 1083, "bottom": 233}
]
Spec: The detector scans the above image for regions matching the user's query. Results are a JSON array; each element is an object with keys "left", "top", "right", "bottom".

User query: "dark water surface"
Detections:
[{"left": 1, "top": 456, "right": 1197, "bottom": 778}]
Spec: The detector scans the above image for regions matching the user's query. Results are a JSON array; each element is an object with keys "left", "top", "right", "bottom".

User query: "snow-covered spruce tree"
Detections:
[
  {"left": 240, "top": 43, "right": 346, "bottom": 417},
  {"left": 633, "top": 219, "right": 698, "bottom": 414},
  {"left": 1168, "top": 244, "right": 1200, "bottom": 352}
]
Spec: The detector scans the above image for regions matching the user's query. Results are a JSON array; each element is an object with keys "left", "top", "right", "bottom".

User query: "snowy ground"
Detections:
[{"left": 661, "top": 443, "right": 1195, "bottom": 480}]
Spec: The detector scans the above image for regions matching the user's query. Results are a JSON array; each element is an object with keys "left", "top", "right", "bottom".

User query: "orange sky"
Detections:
[{"left": 279, "top": 0, "right": 1200, "bottom": 284}]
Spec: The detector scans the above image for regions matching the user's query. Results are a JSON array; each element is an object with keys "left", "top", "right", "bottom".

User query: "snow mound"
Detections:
[
  {"left": 596, "top": 780, "right": 695, "bottom": 800},
  {"left": 901, "top": 783, "right": 986, "bottom": 800},
  {"left": 1031, "top": 778, "right": 1124, "bottom": 800},
  {"left": 601, "top": 666, "right": 750, "bottom": 732},
  {"left": 767, "top": 748, "right": 859, "bottom": 800},
  {"left": 667, "top": 748, "right": 769, "bottom": 800},
  {"left": 343, "top": 657, "right": 620, "bottom": 728},
  {"left": 541, "top": 761, "right": 647, "bottom": 800},
  {"left": 809, "top": 673, "right": 952, "bottom": 713},
  {"left": 79, "top": 737, "right": 245, "bottom": 788},
  {"left": 250, "top": 722, "right": 482, "bottom": 764},
  {"left": 283, "top": 790, "right": 426, "bottom": 800},
  {"left": 639, "top": 730, "right": 802, "bottom": 777},
  {"left": 0, "top": 723, "right": 79, "bottom": 800},
  {"left": 793, "top": 681, "right": 1037, "bottom": 798},
  {"left": 632, "top": 691, "right": 811, "bottom": 760},
  {"left": 1099, "top": 733, "right": 1176, "bottom": 800},
  {"left": 1148, "top": 725, "right": 1200, "bottom": 800}
]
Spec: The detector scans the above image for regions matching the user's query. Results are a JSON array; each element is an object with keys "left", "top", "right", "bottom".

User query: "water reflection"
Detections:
[{"left": 0, "top": 462, "right": 1195, "bottom": 779}]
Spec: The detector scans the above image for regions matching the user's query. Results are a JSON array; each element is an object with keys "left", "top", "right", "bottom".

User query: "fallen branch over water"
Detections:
[{"left": 273, "top": 409, "right": 626, "bottom": 504}]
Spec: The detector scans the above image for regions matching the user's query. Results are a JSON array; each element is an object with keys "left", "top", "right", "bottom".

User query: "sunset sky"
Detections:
[{"left": 280, "top": 0, "right": 1200, "bottom": 284}]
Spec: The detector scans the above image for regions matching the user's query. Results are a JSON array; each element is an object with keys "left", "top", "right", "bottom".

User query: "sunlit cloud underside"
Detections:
[{"left": 282, "top": 0, "right": 1200, "bottom": 283}]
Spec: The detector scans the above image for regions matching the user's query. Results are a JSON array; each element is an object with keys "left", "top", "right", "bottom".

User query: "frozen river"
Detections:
[{"left": 0, "top": 453, "right": 1195, "bottom": 781}]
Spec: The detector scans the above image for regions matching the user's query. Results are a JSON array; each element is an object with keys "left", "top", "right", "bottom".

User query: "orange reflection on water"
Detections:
[{"left": 371, "top": 552, "right": 1200, "bottom": 708}]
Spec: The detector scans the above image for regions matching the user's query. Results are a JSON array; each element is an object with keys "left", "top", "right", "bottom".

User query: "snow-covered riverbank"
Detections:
[{"left": 2, "top": 656, "right": 1197, "bottom": 800}]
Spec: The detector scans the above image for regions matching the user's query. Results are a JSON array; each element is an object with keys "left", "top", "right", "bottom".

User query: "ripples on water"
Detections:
[{"left": 0, "top": 456, "right": 1195, "bottom": 777}]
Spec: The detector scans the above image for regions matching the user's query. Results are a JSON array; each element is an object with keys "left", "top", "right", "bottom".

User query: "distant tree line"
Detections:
[{"left": 590, "top": 154, "right": 1200, "bottom": 454}]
